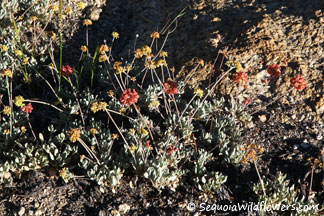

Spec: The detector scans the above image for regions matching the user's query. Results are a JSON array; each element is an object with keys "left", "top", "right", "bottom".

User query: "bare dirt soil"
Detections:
[{"left": 1, "top": 0, "right": 324, "bottom": 215}]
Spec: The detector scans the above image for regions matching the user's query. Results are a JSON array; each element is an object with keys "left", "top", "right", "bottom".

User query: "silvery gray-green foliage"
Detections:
[
  {"left": 143, "top": 155, "right": 188, "bottom": 191},
  {"left": 253, "top": 172, "right": 318, "bottom": 216},
  {"left": 1, "top": 143, "right": 49, "bottom": 184},
  {"left": 79, "top": 120, "right": 124, "bottom": 187},
  {"left": 193, "top": 149, "right": 227, "bottom": 193},
  {"left": 141, "top": 84, "right": 162, "bottom": 111},
  {"left": 43, "top": 125, "right": 78, "bottom": 167}
]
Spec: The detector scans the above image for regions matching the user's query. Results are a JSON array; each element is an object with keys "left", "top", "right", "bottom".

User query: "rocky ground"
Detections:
[{"left": 1, "top": 0, "right": 324, "bottom": 215}]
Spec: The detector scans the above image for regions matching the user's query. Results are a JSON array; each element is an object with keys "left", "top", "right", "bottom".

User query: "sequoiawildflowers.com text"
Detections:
[{"left": 187, "top": 201, "right": 319, "bottom": 213}]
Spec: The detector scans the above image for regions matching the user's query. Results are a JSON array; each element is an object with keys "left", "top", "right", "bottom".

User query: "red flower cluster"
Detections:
[
  {"left": 167, "top": 145, "right": 178, "bottom": 155},
  {"left": 243, "top": 98, "right": 251, "bottom": 105},
  {"left": 267, "top": 64, "right": 281, "bottom": 77},
  {"left": 290, "top": 75, "right": 306, "bottom": 90},
  {"left": 20, "top": 103, "right": 33, "bottom": 113},
  {"left": 163, "top": 79, "right": 178, "bottom": 95},
  {"left": 232, "top": 71, "right": 248, "bottom": 84},
  {"left": 120, "top": 89, "right": 139, "bottom": 106},
  {"left": 61, "top": 65, "right": 73, "bottom": 77}
]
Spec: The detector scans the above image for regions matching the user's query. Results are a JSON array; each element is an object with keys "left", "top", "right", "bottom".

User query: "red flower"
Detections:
[
  {"left": 20, "top": 103, "right": 33, "bottom": 113},
  {"left": 232, "top": 71, "right": 248, "bottom": 84},
  {"left": 167, "top": 145, "right": 178, "bottom": 155},
  {"left": 145, "top": 140, "right": 151, "bottom": 148},
  {"left": 120, "top": 89, "right": 139, "bottom": 106},
  {"left": 243, "top": 98, "right": 251, "bottom": 105},
  {"left": 267, "top": 64, "right": 281, "bottom": 77},
  {"left": 163, "top": 79, "right": 178, "bottom": 95},
  {"left": 290, "top": 75, "right": 306, "bottom": 91},
  {"left": 61, "top": 65, "right": 73, "bottom": 77}
]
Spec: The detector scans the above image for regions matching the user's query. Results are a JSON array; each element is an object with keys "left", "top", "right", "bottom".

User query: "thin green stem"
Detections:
[{"left": 58, "top": 0, "right": 63, "bottom": 93}]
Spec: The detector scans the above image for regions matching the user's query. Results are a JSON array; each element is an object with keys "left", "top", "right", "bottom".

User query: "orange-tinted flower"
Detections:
[
  {"left": 120, "top": 89, "right": 139, "bottom": 106},
  {"left": 20, "top": 103, "right": 33, "bottom": 113},
  {"left": 68, "top": 128, "right": 81, "bottom": 143},
  {"left": 267, "top": 64, "right": 281, "bottom": 77},
  {"left": 163, "top": 79, "right": 178, "bottom": 95},
  {"left": 232, "top": 71, "right": 248, "bottom": 84},
  {"left": 61, "top": 65, "right": 73, "bottom": 77},
  {"left": 145, "top": 140, "right": 151, "bottom": 148},
  {"left": 290, "top": 75, "right": 306, "bottom": 91},
  {"left": 150, "top": 31, "right": 160, "bottom": 39}
]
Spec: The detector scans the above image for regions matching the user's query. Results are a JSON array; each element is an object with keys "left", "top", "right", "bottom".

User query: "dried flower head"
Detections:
[
  {"left": 290, "top": 75, "right": 306, "bottom": 91},
  {"left": 145, "top": 60, "right": 156, "bottom": 69},
  {"left": 267, "top": 64, "right": 281, "bottom": 77},
  {"left": 107, "top": 90, "right": 114, "bottom": 97},
  {"left": 241, "top": 144, "right": 264, "bottom": 164},
  {"left": 120, "top": 89, "right": 139, "bottom": 106},
  {"left": 163, "top": 79, "right": 178, "bottom": 95},
  {"left": 61, "top": 65, "right": 73, "bottom": 77},
  {"left": 20, "top": 103, "right": 33, "bottom": 113},
  {"left": 68, "top": 128, "right": 81, "bottom": 143}
]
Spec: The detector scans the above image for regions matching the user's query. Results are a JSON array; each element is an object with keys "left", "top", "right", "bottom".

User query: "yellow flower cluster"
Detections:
[
  {"left": 159, "top": 51, "right": 168, "bottom": 58},
  {"left": 128, "top": 128, "right": 136, "bottom": 135},
  {"left": 107, "top": 90, "right": 114, "bottom": 97},
  {"left": 83, "top": 19, "right": 92, "bottom": 26},
  {"left": 14, "top": 96, "right": 25, "bottom": 107},
  {"left": 50, "top": 5, "right": 59, "bottom": 12},
  {"left": 129, "top": 145, "right": 137, "bottom": 153},
  {"left": 138, "top": 127, "right": 148, "bottom": 136},
  {"left": 145, "top": 60, "right": 156, "bottom": 69},
  {"left": 68, "top": 128, "right": 81, "bottom": 143},
  {"left": 112, "top": 32, "right": 119, "bottom": 39},
  {"left": 21, "top": 126, "right": 27, "bottom": 133},
  {"left": 65, "top": 7, "right": 72, "bottom": 15},
  {"left": 1, "top": 69, "right": 13, "bottom": 78},
  {"left": 77, "top": 1, "right": 85, "bottom": 10},
  {"left": 3, "top": 129, "right": 10, "bottom": 135},
  {"left": 0, "top": 45, "right": 8, "bottom": 52},
  {"left": 112, "top": 133, "right": 119, "bottom": 140},
  {"left": 98, "top": 44, "right": 110, "bottom": 54},
  {"left": 99, "top": 55, "right": 107, "bottom": 62},
  {"left": 22, "top": 57, "right": 29, "bottom": 65},
  {"left": 226, "top": 60, "right": 242, "bottom": 72},
  {"left": 15, "top": 50, "right": 23, "bottom": 58},
  {"left": 194, "top": 88, "right": 204, "bottom": 98},
  {"left": 90, "top": 101, "right": 108, "bottom": 113},
  {"left": 2, "top": 106, "right": 11, "bottom": 116},
  {"left": 80, "top": 45, "right": 87, "bottom": 52},
  {"left": 150, "top": 31, "right": 160, "bottom": 39},
  {"left": 148, "top": 100, "right": 160, "bottom": 110},
  {"left": 141, "top": 45, "right": 152, "bottom": 56},
  {"left": 134, "top": 49, "right": 143, "bottom": 58},
  {"left": 89, "top": 128, "right": 98, "bottom": 136},
  {"left": 113, "top": 61, "right": 125, "bottom": 74},
  {"left": 48, "top": 31, "right": 56, "bottom": 39}
]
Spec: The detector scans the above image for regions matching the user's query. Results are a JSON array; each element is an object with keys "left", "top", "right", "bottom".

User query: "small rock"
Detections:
[
  {"left": 18, "top": 207, "right": 25, "bottom": 216},
  {"left": 258, "top": 115, "right": 267, "bottom": 122},
  {"left": 118, "top": 203, "right": 130, "bottom": 214}
]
